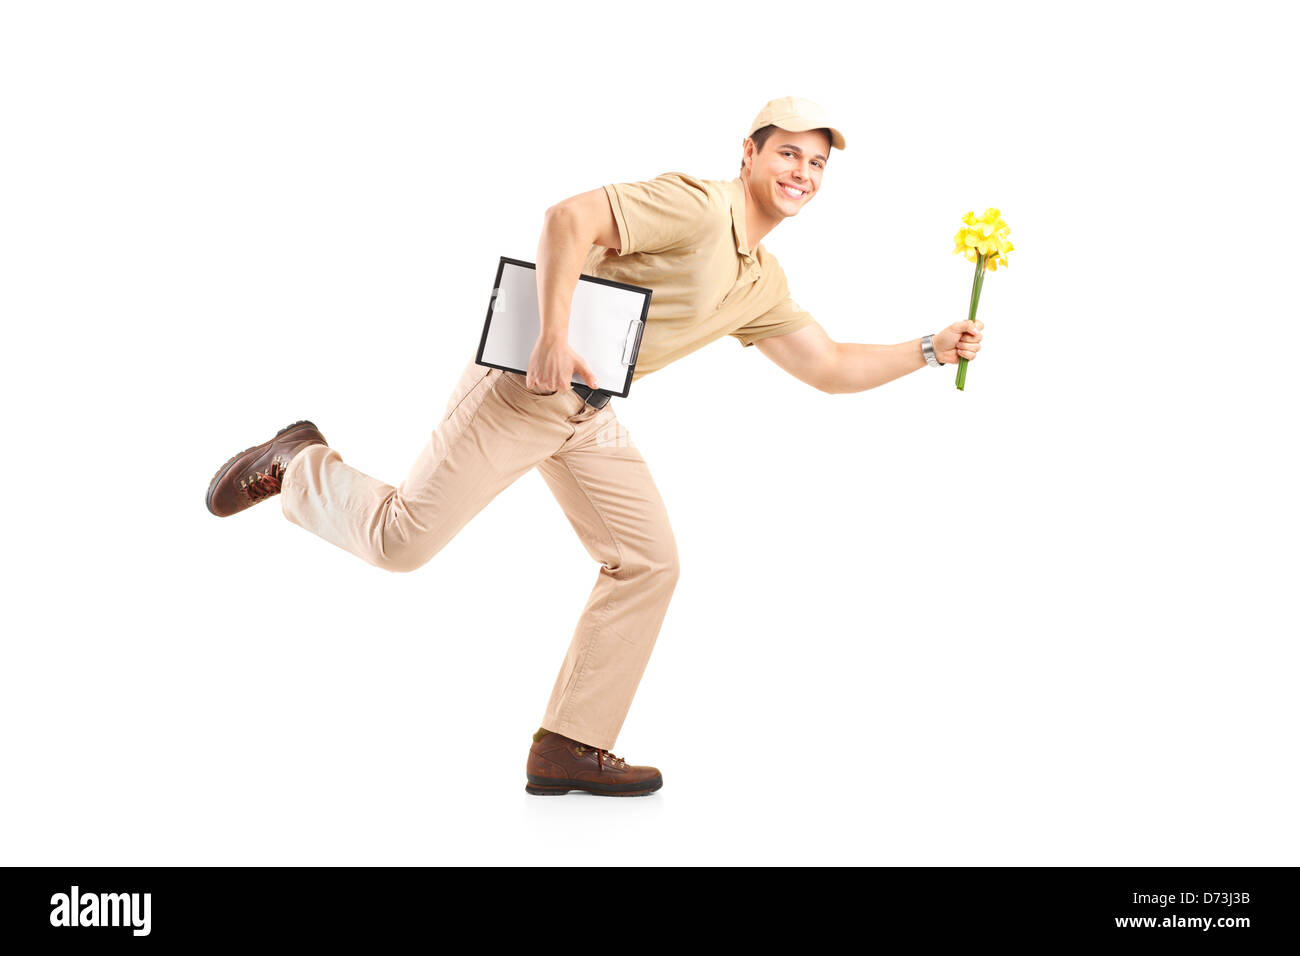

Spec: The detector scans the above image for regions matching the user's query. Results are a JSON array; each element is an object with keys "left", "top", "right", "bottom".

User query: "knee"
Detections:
[
  {"left": 369, "top": 493, "right": 457, "bottom": 573},
  {"left": 607, "top": 531, "right": 678, "bottom": 590},
  {"left": 662, "top": 544, "right": 681, "bottom": 589},
  {"left": 641, "top": 535, "right": 680, "bottom": 592},
  {"left": 372, "top": 547, "right": 427, "bottom": 574},
  {"left": 372, "top": 525, "right": 435, "bottom": 574}
]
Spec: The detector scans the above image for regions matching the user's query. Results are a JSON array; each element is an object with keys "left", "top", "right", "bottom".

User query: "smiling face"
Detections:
[{"left": 740, "top": 126, "right": 831, "bottom": 225}]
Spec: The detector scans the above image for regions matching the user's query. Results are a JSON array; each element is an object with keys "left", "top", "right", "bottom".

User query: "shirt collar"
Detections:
[{"left": 728, "top": 177, "right": 755, "bottom": 261}]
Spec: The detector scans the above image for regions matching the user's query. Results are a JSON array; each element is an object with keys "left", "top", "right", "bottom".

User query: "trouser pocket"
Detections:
[{"left": 443, "top": 360, "right": 494, "bottom": 420}]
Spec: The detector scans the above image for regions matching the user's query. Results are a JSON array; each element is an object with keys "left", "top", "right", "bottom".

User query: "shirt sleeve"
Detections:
[
  {"left": 730, "top": 295, "right": 817, "bottom": 347},
  {"left": 602, "top": 172, "right": 715, "bottom": 256}
]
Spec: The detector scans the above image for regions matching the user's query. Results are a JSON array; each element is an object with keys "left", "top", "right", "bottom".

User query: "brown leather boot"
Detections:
[
  {"left": 526, "top": 731, "right": 663, "bottom": 796},
  {"left": 206, "top": 420, "right": 328, "bottom": 517}
]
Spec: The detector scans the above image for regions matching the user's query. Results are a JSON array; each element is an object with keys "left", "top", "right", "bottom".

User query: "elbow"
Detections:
[
  {"left": 819, "top": 343, "right": 851, "bottom": 394},
  {"left": 539, "top": 203, "right": 587, "bottom": 253},
  {"left": 822, "top": 374, "right": 873, "bottom": 395},
  {"left": 539, "top": 203, "right": 562, "bottom": 242},
  {"left": 820, "top": 372, "right": 866, "bottom": 395},
  {"left": 538, "top": 205, "right": 566, "bottom": 259},
  {"left": 542, "top": 201, "right": 577, "bottom": 235},
  {"left": 544, "top": 196, "right": 612, "bottom": 251}
]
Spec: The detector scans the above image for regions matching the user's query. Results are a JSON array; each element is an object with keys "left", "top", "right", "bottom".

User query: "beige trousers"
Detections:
[{"left": 279, "top": 357, "right": 679, "bottom": 751}]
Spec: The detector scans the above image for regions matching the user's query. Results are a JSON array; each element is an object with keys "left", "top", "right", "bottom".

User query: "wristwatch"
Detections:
[{"left": 922, "top": 334, "right": 944, "bottom": 367}]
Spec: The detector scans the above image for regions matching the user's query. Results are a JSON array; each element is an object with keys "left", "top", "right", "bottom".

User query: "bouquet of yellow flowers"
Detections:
[{"left": 952, "top": 208, "right": 1012, "bottom": 390}]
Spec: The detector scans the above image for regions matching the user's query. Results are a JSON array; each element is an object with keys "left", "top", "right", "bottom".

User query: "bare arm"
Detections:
[
  {"left": 528, "top": 188, "right": 622, "bottom": 392},
  {"left": 755, "top": 320, "right": 983, "bottom": 393}
]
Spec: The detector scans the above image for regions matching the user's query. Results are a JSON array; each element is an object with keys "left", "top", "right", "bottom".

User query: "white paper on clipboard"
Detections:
[{"left": 475, "top": 257, "right": 649, "bottom": 398}]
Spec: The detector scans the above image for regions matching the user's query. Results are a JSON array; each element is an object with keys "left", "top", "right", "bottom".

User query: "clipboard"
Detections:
[{"left": 475, "top": 256, "right": 650, "bottom": 399}]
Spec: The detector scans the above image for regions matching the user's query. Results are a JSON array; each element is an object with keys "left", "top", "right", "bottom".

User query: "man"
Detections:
[{"left": 205, "top": 96, "right": 984, "bottom": 798}]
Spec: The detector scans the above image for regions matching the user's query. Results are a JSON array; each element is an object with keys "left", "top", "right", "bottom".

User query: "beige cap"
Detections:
[{"left": 747, "top": 96, "right": 846, "bottom": 150}]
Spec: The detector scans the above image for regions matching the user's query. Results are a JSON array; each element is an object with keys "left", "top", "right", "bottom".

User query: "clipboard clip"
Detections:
[{"left": 621, "top": 319, "right": 644, "bottom": 367}]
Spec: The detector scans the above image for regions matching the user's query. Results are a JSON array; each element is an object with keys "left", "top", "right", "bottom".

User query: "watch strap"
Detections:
[{"left": 922, "top": 334, "right": 944, "bottom": 367}]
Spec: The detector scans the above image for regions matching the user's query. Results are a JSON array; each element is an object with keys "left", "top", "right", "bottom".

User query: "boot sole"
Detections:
[
  {"left": 525, "top": 776, "right": 663, "bottom": 797},
  {"left": 205, "top": 419, "right": 319, "bottom": 516}
]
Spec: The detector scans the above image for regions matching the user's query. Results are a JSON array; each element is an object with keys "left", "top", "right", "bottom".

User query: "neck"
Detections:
[{"left": 740, "top": 174, "right": 781, "bottom": 249}]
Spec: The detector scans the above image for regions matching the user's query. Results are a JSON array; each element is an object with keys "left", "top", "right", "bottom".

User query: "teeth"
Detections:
[{"left": 781, "top": 184, "right": 804, "bottom": 198}]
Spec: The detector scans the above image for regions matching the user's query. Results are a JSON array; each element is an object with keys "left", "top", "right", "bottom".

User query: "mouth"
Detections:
[{"left": 778, "top": 181, "right": 808, "bottom": 200}]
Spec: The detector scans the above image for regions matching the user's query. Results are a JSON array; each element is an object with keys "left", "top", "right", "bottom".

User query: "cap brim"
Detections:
[{"left": 759, "top": 120, "right": 846, "bottom": 150}]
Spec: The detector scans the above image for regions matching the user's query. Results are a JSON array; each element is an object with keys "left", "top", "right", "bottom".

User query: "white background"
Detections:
[{"left": 2, "top": 0, "right": 1295, "bottom": 866}]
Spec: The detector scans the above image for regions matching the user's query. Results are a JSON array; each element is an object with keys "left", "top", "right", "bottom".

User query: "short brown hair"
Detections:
[{"left": 741, "top": 125, "right": 832, "bottom": 174}]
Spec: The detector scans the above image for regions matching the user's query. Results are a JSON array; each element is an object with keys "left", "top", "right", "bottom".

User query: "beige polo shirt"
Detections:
[{"left": 582, "top": 171, "right": 816, "bottom": 382}]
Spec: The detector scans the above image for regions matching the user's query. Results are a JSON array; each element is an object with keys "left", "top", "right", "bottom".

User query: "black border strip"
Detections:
[{"left": 3, "top": 866, "right": 1295, "bottom": 944}]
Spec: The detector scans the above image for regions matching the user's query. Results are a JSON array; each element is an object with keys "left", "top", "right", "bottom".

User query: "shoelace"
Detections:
[
  {"left": 575, "top": 743, "right": 626, "bottom": 772},
  {"left": 241, "top": 458, "right": 287, "bottom": 503}
]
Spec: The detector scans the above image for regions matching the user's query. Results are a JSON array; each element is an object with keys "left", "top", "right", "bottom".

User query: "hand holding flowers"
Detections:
[
  {"left": 950, "top": 208, "right": 1012, "bottom": 390},
  {"left": 932, "top": 318, "right": 984, "bottom": 365}
]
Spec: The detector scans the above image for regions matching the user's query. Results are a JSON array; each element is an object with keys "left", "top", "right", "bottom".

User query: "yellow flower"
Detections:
[{"left": 953, "top": 207, "right": 1013, "bottom": 270}]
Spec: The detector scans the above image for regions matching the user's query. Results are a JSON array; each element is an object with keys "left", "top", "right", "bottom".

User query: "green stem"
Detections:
[{"left": 957, "top": 253, "right": 986, "bottom": 391}]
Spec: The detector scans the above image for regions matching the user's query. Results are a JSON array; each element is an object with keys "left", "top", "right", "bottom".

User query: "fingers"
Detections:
[
  {"left": 529, "top": 362, "right": 567, "bottom": 392},
  {"left": 527, "top": 356, "right": 598, "bottom": 390},
  {"left": 528, "top": 372, "right": 560, "bottom": 392},
  {"left": 943, "top": 320, "right": 985, "bottom": 361},
  {"left": 532, "top": 356, "right": 596, "bottom": 391},
  {"left": 575, "top": 360, "right": 597, "bottom": 391}
]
